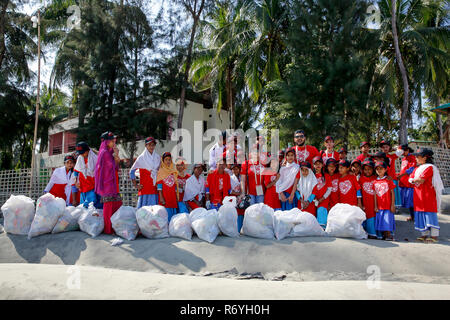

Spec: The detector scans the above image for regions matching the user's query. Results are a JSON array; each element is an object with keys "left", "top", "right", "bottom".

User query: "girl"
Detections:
[
  {"left": 338, "top": 147, "right": 348, "bottom": 161},
  {"left": 263, "top": 158, "right": 281, "bottom": 211},
  {"left": 320, "top": 136, "right": 339, "bottom": 163},
  {"left": 175, "top": 158, "right": 190, "bottom": 204},
  {"left": 338, "top": 160, "right": 363, "bottom": 208},
  {"left": 325, "top": 158, "right": 340, "bottom": 210},
  {"left": 230, "top": 164, "right": 245, "bottom": 232},
  {"left": 373, "top": 161, "right": 397, "bottom": 241},
  {"left": 183, "top": 164, "right": 206, "bottom": 210},
  {"left": 74, "top": 141, "right": 100, "bottom": 208},
  {"left": 359, "top": 159, "right": 377, "bottom": 239},
  {"left": 379, "top": 140, "right": 402, "bottom": 208},
  {"left": 94, "top": 131, "right": 122, "bottom": 235},
  {"left": 296, "top": 162, "right": 318, "bottom": 215},
  {"left": 44, "top": 155, "right": 76, "bottom": 206},
  {"left": 129, "top": 137, "right": 160, "bottom": 208},
  {"left": 311, "top": 156, "right": 332, "bottom": 228},
  {"left": 275, "top": 148, "right": 300, "bottom": 210},
  {"left": 206, "top": 162, "right": 231, "bottom": 210},
  {"left": 351, "top": 159, "right": 362, "bottom": 181},
  {"left": 397, "top": 144, "right": 416, "bottom": 221},
  {"left": 409, "top": 149, "right": 444, "bottom": 244},
  {"left": 240, "top": 149, "right": 265, "bottom": 205},
  {"left": 156, "top": 152, "right": 179, "bottom": 222}
]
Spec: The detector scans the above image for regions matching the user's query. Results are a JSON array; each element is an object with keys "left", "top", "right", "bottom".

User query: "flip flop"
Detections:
[
  {"left": 424, "top": 238, "right": 438, "bottom": 244},
  {"left": 416, "top": 236, "right": 426, "bottom": 242}
]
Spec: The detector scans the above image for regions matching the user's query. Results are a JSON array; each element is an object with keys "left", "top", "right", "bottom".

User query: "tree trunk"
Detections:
[
  {"left": 226, "top": 64, "right": 234, "bottom": 129},
  {"left": 436, "top": 97, "right": 444, "bottom": 148},
  {"left": 391, "top": 0, "right": 409, "bottom": 144},
  {"left": 0, "top": 0, "right": 9, "bottom": 69}
]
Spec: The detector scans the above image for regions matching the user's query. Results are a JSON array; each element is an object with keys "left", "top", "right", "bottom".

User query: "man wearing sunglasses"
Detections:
[{"left": 293, "top": 130, "right": 320, "bottom": 166}]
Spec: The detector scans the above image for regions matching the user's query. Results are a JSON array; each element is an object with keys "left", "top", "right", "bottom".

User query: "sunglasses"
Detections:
[{"left": 295, "top": 135, "right": 305, "bottom": 138}]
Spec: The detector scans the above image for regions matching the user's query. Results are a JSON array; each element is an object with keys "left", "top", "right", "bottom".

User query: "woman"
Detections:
[
  {"left": 94, "top": 131, "right": 122, "bottom": 235},
  {"left": 156, "top": 152, "right": 179, "bottom": 221}
]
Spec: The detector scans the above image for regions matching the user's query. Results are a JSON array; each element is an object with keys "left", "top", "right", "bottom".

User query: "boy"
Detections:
[
  {"left": 320, "top": 136, "right": 339, "bottom": 163},
  {"left": 74, "top": 142, "right": 101, "bottom": 208},
  {"left": 338, "top": 147, "right": 348, "bottom": 161},
  {"left": 356, "top": 141, "right": 372, "bottom": 162}
]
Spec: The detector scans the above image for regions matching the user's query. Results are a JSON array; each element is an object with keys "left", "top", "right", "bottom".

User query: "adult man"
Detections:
[
  {"left": 293, "top": 130, "right": 320, "bottom": 166},
  {"left": 208, "top": 131, "right": 226, "bottom": 172}
]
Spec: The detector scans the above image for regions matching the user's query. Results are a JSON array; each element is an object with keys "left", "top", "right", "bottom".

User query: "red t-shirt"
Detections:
[
  {"left": 263, "top": 170, "right": 281, "bottom": 209},
  {"left": 320, "top": 150, "right": 339, "bottom": 163},
  {"left": 176, "top": 173, "right": 190, "bottom": 203},
  {"left": 75, "top": 157, "right": 95, "bottom": 193},
  {"left": 373, "top": 177, "right": 396, "bottom": 210},
  {"left": 206, "top": 171, "right": 231, "bottom": 205},
  {"left": 137, "top": 168, "right": 157, "bottom": 196},
  {"left": 326, "top": 173, "right": 340, "bottom": 209},
  {"left": 240, "top": 160, "right": 265, "bottom": 196},
  {"left": 386, "top": 154, "right": 398, "bottom": 180},
  {"left": 356, "top": 154, "right": 371, "bottom": 162},
  {"left": 294, "top": 145, "right": 320, "bottom": 165},
  {"left": 399, "top": 155, "right": 416, "bottom": 188},
  {"left": 338, "top": 174, "right": 361, "bottom": 206},
  {"left": 49, "top": 184, "right": 68, "bottom": 201},
  {"left": 157, "top": 173, "right": 178, "bottom": 208},
  {"left": 411, "top": 166, "right": 437, "bottom": 213},
  {"left": 312, "top": 173, "right": 331, "bottom": 209},
  {"left": 359, "top": 175, "right": 376, "bottom": 219}
]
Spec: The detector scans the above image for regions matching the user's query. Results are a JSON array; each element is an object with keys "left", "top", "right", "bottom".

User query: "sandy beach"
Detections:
[{"left": 0, "top": 210, "right": 449, "bottom": 299}]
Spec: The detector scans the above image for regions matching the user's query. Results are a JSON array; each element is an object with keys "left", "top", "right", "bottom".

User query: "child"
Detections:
[
  {"left": 325, "top": 158, "right": 340, "bottom": 210},
  {"left": 44, "top": 155, "right": 76, "bottom": 205},
  {"left": 311, "top": 156, "right": 332, "bottom": 228},
  {"left": 130, "top": 137, "right": 161, "bottom": 208},
  {"left": 373, "top": 161, "right": 397, "bottom": 241},
  {"left": 356, "top": 141, "right": 371, "bottom": 162},
  {"left": 409, "top": 149, "right": 443, "bottom": 243},
  {"left": 183, "top": 164, "right": 206, "bottom": 210},
  {"left": 275, "top": 147, "right": 300, "bottom": 210},
  {"left": 230, "top": 164, "right": 245, "bottom": 232},
  {"left": 264, "top": 158, "right": 281, "bottom": 211},
  {"left": 351, "top": 159, "right": 362, "bottom": 181},
  {"left": 397, "top": 144, "right": 416, "bottom": 221},
  {"left": 156, "top": 152, "right": 179, "bottom": 222},
  {"left": 74, "top": 141, "right": 101, "bottom": 208},
  {"left": 379, "top": 140, "right": 403, "bottom": 207},
  {"left": 359, "top": 159, "right": 377, "bottom": 239},
  {"left": 320, "top": 136, "right": 339, "bottom": 163},
  {"left": 338, "top": 160, "right": 363, "bottom": 208},
  {"left": 240, "top": 149, "right": 265, "bottom": 205},
  {"left": 296, "top": 161, "right": 318, "bottom": 215},
  {"left": 175, "top": 158, "right": 190, "bottom": 204},
  {"left": 206, "top": 162, "right": 231, "bottom": 210},
  {"left": 338, "top": 147, "right": 348, "bottom": 161}
]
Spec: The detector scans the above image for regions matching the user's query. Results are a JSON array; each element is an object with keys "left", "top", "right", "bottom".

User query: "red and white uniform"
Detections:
[
  {"left": 157, "top": 173, "right": 178, "bottom": 209},
  {"left": 320, "top": 150, "right": 339, "bottom": 163},
  {"left": 312, "top": 173, "right": 331, "bottom": 209},
  {"left": 263, "top": 169, "right": 281, "bottom": 209},
  {"left": 130, "top": 148, "right": 160, "bottom": 196},
  {"left": 410, "top": 165, "right": 440, "bottom": 213},
  {"left": 44, "top": 166, "right": 75, "bottom": 205},
  {"left": 294, "top": 145, "right": 320, "bottom": 166},
  {"left": 399, "top": 155, "right": 416, "bottom": 188},
  {"left": 373, "top": 177, "right": 396, "bottom": 210},
  {"left": 74, "top": 151, "right": 97, "bottom": 193},
  {"left": 338, "top": 174, "right": 361, "bottom": 206},
  {"left": 240, "top": 160, "right": 265, "bottom": 196},
  {"left": 176, "top": 174, "right": 190, "bottom": 202},
  {"left": 356, "top": 153, "right": 371, "bottom": 162},
  {"left": 206, "top": 170, "right": 231, "bottom": 206},
  {"left": 326, "top": 173, "right": 340, "bottom": 209},
  {"left": 386, "top": 154, "right": 398, "bottom": 180},
  {"left": 359, "top": 175, "right": 376, "bottom": 218}
]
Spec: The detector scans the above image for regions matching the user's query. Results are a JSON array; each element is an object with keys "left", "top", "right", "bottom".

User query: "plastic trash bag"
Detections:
[
  {"left": 273, "top": 208, "right": 301, "bottom": 240},
  {"left": 242, "top": 203, "right": 275, "bottom": 239},
  {"left": 325, "top": 203, "right": 368, "bottom": 239},
  {"left": 217, "top": 204, "right": 239, "bottom": 238},
  {"left": 111, "top": 206, "right": 139, "bottom": 241},
  {"left": 169, "top": 213, "right": 193, "bottom": 240},
  {"left": 135, "top": 205, "right": 169, "bottom": 239},
  {"left": 222, "top": 196, "right": 237, "bottom": 208},
  {"left": 28, "top": 193, "right": 66, "bottom": 239},
  {"left": 189, "top": 208, "right": 220, "bottom": 243},
  {"left": 111, "top": 237, "right": 124, "bottom": 246},
  {"left": 78, "top": 203, "right": 104, "bottom": 237},
  {"left": 52, "top": 205, "right": 86, "bottom": 234},
  {"left": 1, "top": 195, "right": 35, "bottom": 235}
]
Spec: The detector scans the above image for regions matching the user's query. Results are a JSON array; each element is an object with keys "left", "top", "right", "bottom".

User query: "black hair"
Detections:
[{"left": 425, "top": 155, "right": 434, "bottom": 164}]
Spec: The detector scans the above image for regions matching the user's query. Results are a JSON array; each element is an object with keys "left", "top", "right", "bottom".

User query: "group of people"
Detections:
[{"left": 43, "top": 129, "right": 444, "bottom": 243}]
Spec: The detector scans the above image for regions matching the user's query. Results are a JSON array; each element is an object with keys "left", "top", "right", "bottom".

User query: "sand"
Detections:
[{"left": 0, "top": 210, "right": 449, "bottom": 299}]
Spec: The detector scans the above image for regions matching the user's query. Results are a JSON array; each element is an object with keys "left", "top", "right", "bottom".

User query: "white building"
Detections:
[{"left": 38, "top": 98, "right": 231, "bottom": 169}]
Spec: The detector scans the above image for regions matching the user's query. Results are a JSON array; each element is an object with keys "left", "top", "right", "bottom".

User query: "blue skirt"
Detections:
[
  {"left": 137, "top": 194, "right": 158, "bottom": 209},
  {"left": 363, "top": 217, "right": 376, "bottom": 237},
  {"left": 237, "top": 215, "right": 244, "bottom": 234},
  {"left": 317, "top": 207, "right": 328, "bottom": 227},
  {"left": 400, "top": 187, "right": 414, "bottom": 209},
  {"left": 394, "top": 180, "right": 402, "bottom": 206},
  {"left": 375, "top": 210, "right": 395, "bottom": 232},
  {"left": 281, "top": 191, "right": 298, "bottom": 210},
  {"left": 166, "top": 207, "right": 177, "bottom": 222},
  {"left": 81, "top": 190, "right": 103, "bottom": 209},
  {"left": 414, "top": 211, "right": 440, "bottom": 231}
]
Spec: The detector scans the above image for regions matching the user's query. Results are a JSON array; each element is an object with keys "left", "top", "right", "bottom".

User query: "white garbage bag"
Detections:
[
  {"left": 242, "top": 203, "right": 275, "bottom": 239},
  {"left": 1, "top": 195, "right": 35, "bottom": 235},
  {"left": 289, "top": 211, "right": 326, "bottom": 238},
  {"left": 52, "top": 205, "right": 86, "bottom": 234},
  {"left": 78, "top": 203, "right": 104, "bottom": 237},
  {"left": 273, "top": 208, "right": 301, "bottom": 240},
  {"left": 111, "top": 206, "right": 139, "bottom": 241},
  {"left": 28, "top": 193, "right": 66, "bottom": 239},
  {"left": 325, "top": 203, "right": 368, "bottom": 239},
  {"left": 169, "top": 213, "right": 193, "bottom": 240},
  {"left": 222, "top": 196, "right": 237, "bottom": 208},
  {"left": 135, "top": 205, "right": 169, "bottom": 239},
  {"left": 189, "top": 208, "right": 220, "bottom": 243},
  {"left": 217, "top": 204, "right": 239, "bottom": 237}
]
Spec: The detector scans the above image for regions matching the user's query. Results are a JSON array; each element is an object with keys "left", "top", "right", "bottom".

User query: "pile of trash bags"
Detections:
[
  {"left": 1, "top": 195, "right": 35, "bottom": 235},
  {"left": 135, "top": 205, "right": 169, "bottom": 239}
]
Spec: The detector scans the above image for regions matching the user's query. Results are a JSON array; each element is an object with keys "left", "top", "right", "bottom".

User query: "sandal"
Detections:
[
  {"left": 416, "top": 236, "right": 427, "bottom": 242},
  {"left": 424, "top": 237, "right": 438, "bottom": 244}
]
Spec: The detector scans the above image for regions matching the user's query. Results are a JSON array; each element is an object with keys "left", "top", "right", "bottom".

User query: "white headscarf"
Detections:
[
  {"left": 44, "top": 166, "right": 75, "bottom": 205},
  {"left": 297, "top": 167, "right": 318, "bottom": 201},
  {"left": 131, "top": 148, "right": 161, "bottom": 186},
  {"left": 183, "top": 174, "right": 205, "bottom": 202},
  {"left": 230, "top": 173, "right": 241, "bottom": 193},
  {"left": 276, "top": 161, "right": 300, "bottom": 193},
  {"left": 413, "top": 163, "right": 444, "bottom": 211},
  {"left": 74, "top": 149, "right": 97, "bottom": 178}
]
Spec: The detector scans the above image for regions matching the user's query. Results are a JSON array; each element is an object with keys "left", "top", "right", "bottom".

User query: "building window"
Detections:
[
  {"left": 64, "top": 131, "right": 77, "bottom": 153},
  {"left": 49, "top": 132, "right": 63, "bottom": 156}
]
